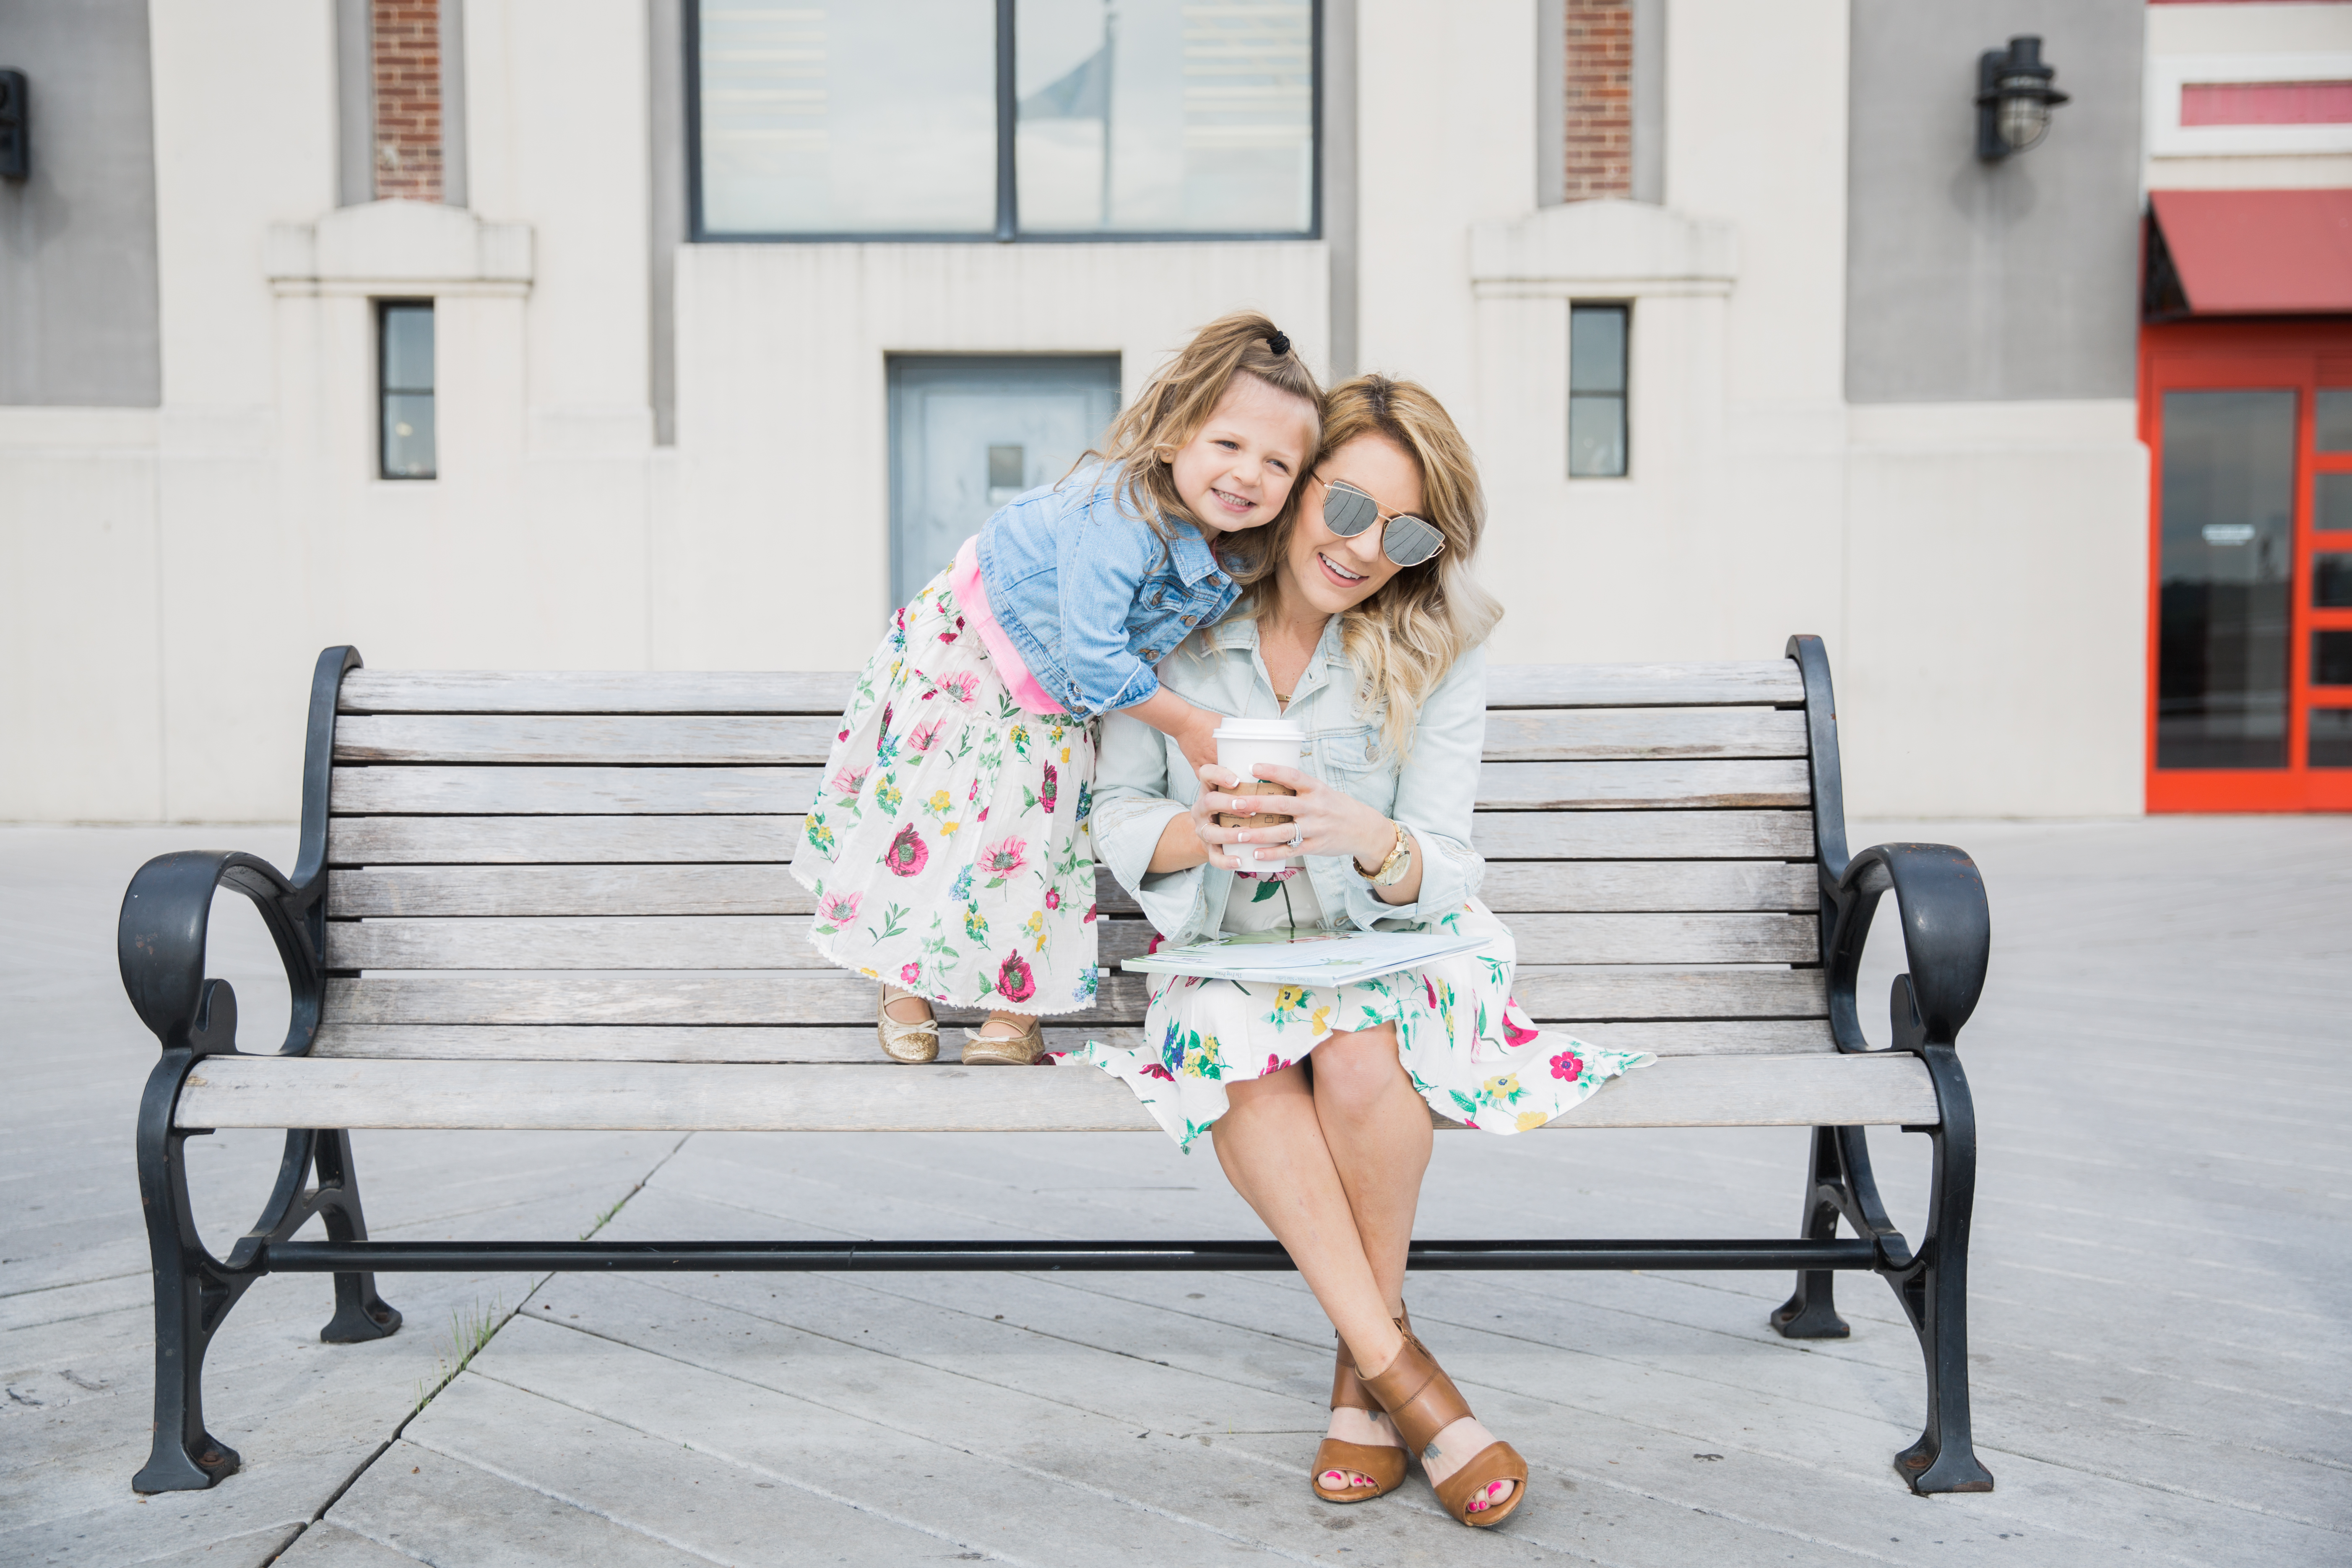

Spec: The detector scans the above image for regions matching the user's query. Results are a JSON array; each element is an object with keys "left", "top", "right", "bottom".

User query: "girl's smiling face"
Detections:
[{"left": 1162, "top": 374, "right": 1319, "bottom": 535}]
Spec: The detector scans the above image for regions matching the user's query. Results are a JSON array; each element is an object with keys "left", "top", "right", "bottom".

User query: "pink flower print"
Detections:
[
  {"left": 1140, "top": 1061, "right": 1176, "bottom": 1082},
  {"left": 883, "top": 824, "right": 929, "bottom": 877},
  {"left": 1502, "top": 1001, "right": 1540, "bottom": 1048},
  {"left": 899, "top": 961, "right": 922, "bottom": 987},
  {"left": 837, "top": 728, "right": 850, "bottom": 743},
  {"left": 1263, "top": 1053, "right": 1292, "bottom": 1076},
  {"left": 1044, "top": 887, "right": 1060, "bottom": 911},
  {"left": 997, "top": 950, "right": 1037, "bottom": 1003},
  {"left": 908, "top": 719, "right": 946, "bottom": 754},
  {"left": 1085, "top": 903, "right": 1100, "bottom": 924},
  {"left": 814, "top": 891, "right": 861, "bottom": 931},
  {"left": 1039, "top": 762, "right": 1059, "bottom": 815},
  {"left": 829, "top": 765, "right": 869, "bottom": 798},
  {"left": 880, "top": 702, "right": 894, "bottom": 734},
  {"left": 1549, "top": 1049, "right": 1585, "bottom": 1084},
  {"left": 978, "top": 836, "right": 1028, "bottom": 881},
  {"left": 940, "top": 672, "right": 979, "bottom": 705},
  {"left": 1425, "top": 977, "right": 1440, "bottom": 1012},
  {"left": 1144, "top": 930, "right": 1163, "bottom": 954}
]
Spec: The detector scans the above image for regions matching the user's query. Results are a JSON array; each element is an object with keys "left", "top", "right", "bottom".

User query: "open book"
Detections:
[{"left": 1119, "top": 927, "right": 1487, "bottom": 988}]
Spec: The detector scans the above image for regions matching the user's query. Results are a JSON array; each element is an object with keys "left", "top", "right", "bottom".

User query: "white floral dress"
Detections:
[
  {"left": 1063, "top": 878, "right": 1654, "bottom": 1147},
  {"left": 789, "top": 567, "right": 1101, "bottom": 1013}
]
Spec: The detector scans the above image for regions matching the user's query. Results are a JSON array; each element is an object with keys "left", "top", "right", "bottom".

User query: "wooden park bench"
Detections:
[{"left": 120, "top": 635, "right": 1993, "bottom": 1497}]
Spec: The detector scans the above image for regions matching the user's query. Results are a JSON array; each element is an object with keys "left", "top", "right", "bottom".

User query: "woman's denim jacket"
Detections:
[
  {"left": 1091, "top": 615, "right": 1488, "bottom": 946},
  {"left": 976, "top": 464, "right": 1241, "bottom": 719}
]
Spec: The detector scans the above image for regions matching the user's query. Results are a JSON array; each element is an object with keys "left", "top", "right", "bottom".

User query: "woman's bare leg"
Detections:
[{"left": 1308, "top": 1024, "right": 1515, "bottom": 1515}]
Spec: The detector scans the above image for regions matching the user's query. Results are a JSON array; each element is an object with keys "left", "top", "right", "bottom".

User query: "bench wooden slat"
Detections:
[
  {"left": 311, "top": 1017, "right": 1832, "bottom": 1062},
  {"left": 327, "top": 809, "right": 1820, "bottom": 866},
  {"left": 328, "top": 759, "right": 1808, "bottom": 817},
  {"left": 323, "top": 932, "right": 1818, "bottom": 1025},
  {"left": 1480, "top": 707, "right": 1807, "bottom": 761},
  {"left": 325, "top": 861, "right": 1813, "bottom": 922},
  {"left": 338, "top": 670, "right": 857, "bottom": 715},
  {"left": 1484, "top": 661, "right": 1804, "bottom": 708},
  {"left": 330, "top": 707, "right": 1807, "bottom": 767},
  {"left": 333, "top": 715, "right": 844, "bottom": 765},
  {"left": 326, "top": 915, "right": 1166, "bottom": 969},
  {"left": 336, "top": 664, "right": 1800, "bottom": 717},
  {"left": 176, "top": 1052, "right": 1933, "bottom": 1132}
]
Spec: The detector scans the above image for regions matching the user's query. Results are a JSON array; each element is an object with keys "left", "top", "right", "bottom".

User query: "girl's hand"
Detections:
[
  {"left": 1228, "top": 764, "right": 1392, "bottom": 868},
  {"left": 1186, "top": 762, "right": 1255, "bottom": 871}
]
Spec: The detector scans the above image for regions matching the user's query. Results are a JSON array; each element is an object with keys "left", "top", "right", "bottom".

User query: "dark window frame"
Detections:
[
  {"left": 1569, "top": 300, "right": 1630, "bottom": 479},
  {"left": 685, "top": 0, "right": 1322, "bottom": 244},
  {"left": 378, "top": 298, "right": 437, "bottom": 482}
]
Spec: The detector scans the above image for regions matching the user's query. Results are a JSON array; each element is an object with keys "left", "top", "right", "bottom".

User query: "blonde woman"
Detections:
[{"left": 1069, "top": 376, "right": 1652, "bottom": 1529}]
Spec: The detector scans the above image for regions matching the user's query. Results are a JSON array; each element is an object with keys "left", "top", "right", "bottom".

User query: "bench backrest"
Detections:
[{"left": 313, "top": 652, "right": 1840, "bottom": 1067}]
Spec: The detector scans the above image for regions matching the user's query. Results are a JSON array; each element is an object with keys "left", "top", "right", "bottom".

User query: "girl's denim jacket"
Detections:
[
  {"left": 1091, "top": 614, "right": 1489, "bottom": 946},
  {"left": 976, "top": 464, "right": 1240, "bottom": 719}
]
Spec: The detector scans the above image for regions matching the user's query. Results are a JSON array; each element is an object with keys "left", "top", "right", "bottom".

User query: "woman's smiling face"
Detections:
[{"left": 1279, "top": 434, "right": 1427, "bottom": 616}]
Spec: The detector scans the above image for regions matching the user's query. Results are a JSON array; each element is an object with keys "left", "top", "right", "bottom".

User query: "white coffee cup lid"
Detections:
[{"left": 1212, "top": 717, "right": 1305, "bottom": 741}]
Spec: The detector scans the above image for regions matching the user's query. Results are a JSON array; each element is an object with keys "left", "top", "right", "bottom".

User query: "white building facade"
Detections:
[{"left": 3, "top": 1, "right": 2343, "bottom": 822}]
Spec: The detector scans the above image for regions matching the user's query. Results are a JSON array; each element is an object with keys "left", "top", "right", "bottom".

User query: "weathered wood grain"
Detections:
[
  {"left": 1470, "top": 809, "right": 1814, "bottom": 859},
  {"left": 1509, "top": 965, "right": 1826, "bottom": 1018},
  {"left": 310, "top": 1017, "right": 1830, "bottom": 1063},
  {"left": 1480, "top": 707, "right": 1808, "bottom": 761},
  {"left": 338, "top": 669, "right": 858, "bottom": 714},
  {"left": 175, "top": 1052, "right": 1934, "bottom": 1132},
  {"left": 334, "top": 715, "right": 843, "bottom": 766},
  {"left": 1484, "top": 660, "right": 1803, "bottom": 709},
  {"left": 325, "top": 915, "right": 1164, "bottom": 970},
  {"left": 329, "top": 766, "right": 817, "bottom": 816},
  {"left": 1475, "top": 759, "right": 1811, "bottom": 810},
  {"left": 328, "top": 814, "right": 803, "bottom": 866},
  {"left": 325, "top": 861, "right": 1811, "bottom": 922}
]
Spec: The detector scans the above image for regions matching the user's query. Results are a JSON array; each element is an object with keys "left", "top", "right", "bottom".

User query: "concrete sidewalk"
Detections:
[{"left": 3, "top": 817, "right": 2348, "bottom": 1565}]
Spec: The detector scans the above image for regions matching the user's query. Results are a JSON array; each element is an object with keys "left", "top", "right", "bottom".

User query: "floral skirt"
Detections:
[
  {"left": 788, "top": 567, "right": 1101, "bottom": 1014},
  {"left": 1061, "top": 900, "right": 1654, "bottom": 1148}
]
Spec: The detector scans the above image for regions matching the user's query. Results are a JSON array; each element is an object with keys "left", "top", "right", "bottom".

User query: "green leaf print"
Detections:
[
  {"left": 869, "top": 902, "right": 911, "bottom": 944},
  {"left": 1249, "top": 879, "right": 1284, "bottom": 903}
]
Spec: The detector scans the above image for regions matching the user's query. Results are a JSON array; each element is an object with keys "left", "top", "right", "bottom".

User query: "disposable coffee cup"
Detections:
[{"left": 1213, "top": 718, "right": 1306, "bottom": 870}]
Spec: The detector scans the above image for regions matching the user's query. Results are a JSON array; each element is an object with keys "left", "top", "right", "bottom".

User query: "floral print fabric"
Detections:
[
  {"left": 1063, "top": 900, "right": 1653, "bottom": 1147},
  {"left": 789, "top": 568, "right": 1101, "bottom": 1014}
]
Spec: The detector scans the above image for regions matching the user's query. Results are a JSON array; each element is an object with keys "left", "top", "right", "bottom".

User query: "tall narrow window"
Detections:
[
  {"left": 1569, "top": 303, "right": 1628, "bottom": 477},
  {"left": 380, "top": 301, "right": 436, "bottom": 480}
]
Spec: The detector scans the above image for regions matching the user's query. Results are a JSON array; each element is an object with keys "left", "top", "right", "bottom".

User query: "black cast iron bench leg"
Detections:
[{"left": 314, "top": 1128, "right": 402, "bottom": 1344}]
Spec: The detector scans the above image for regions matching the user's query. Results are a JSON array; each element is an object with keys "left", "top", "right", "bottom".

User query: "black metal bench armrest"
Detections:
[
  {"left": 119, "top": 851, "right": 322, "bottom": 1058},
  {"left": 1823, "top": 843, "right": 1990, "bottom": 1055}
]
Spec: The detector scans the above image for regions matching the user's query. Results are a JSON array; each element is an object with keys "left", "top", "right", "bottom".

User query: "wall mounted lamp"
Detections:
[{"left": 1975, "top": 36, "right": 2067, "bottom": 160}]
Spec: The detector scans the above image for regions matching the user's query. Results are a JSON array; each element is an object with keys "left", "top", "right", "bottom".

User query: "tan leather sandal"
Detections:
[
  {"left": 1356, "top": 1325, "right": 1528, "bottom": 1528},
  {"left": 1312, "top": 1310, "right": 1410, "bottom": 1503},
  {"left": 962, "top": 1014, "right": 1043, "bottom": 1066},
  {"left": 876, "top": 984, "right": 939, "bottom": 1064}
]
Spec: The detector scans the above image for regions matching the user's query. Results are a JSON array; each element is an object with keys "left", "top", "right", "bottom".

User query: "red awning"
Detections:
[{"left": 2150, "top": 188, "right": 2352, "bottom": 314}]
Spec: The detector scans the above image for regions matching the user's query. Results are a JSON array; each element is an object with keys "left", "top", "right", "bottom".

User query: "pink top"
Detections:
[{"left": 951, "top": 534, "right": 1069, "bottom": 716}]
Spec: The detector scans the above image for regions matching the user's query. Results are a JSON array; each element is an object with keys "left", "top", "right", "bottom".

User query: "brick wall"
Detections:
[
  {"left": 1563, "top": 0, "right": 1632, "bottom": 201},
  {"left": 372, "top": 0, "right": 442, "bottom": 201}
]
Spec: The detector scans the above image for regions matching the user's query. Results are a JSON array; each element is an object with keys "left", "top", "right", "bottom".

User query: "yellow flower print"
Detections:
[
  {"left": 1483, "top": 1073, "right": 1523, "bottom": 1102},
  {"left": 1024, "top": 910, "right": 1048, "bottom": 952},
  {"left": 1309, "top": 1005, "right": 1332, "bottom": 1035},
  {"left": 1515, "top": 1110, "right": 1552, "bottom": 1133},
  {"left": 927, "top": 788, "right": 953, "bottom": 815},
  {"left": 1061, "top": 746, "right": 1071, "bottom": 764},
  {"left": 939, "top": 820, "right": 960, "bottom": 837}
]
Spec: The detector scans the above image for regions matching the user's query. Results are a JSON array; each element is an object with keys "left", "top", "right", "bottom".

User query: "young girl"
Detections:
[{"left": 791, "top": 312, "right": 1323, "bottom": 1066}]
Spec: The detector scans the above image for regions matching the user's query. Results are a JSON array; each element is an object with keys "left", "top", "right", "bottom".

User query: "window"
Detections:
[
  {"left": 380, "top": 302, "right": 435, "bottom": 480},
  {"left": 1569, "top": 303, "right": 1628, "bottom": 477},
  {"left": 690, "top": 0, "right": 1317, "bottom": 241}
]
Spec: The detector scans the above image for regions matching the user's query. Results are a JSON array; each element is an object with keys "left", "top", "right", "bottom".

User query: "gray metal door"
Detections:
[{"left": 887, "top": 354, "right": 1123, "bottom": 610}]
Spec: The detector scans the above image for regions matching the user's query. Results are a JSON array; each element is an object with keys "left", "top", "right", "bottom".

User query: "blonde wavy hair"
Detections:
[
  {"left": 1080, "top": 310, "right": 1324, "bottom": 575},
  {"left": 1243, "top": 374, "right": 1502, "bottom": 761}
]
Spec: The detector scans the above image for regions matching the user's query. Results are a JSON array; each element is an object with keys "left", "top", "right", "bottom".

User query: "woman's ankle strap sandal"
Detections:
[
  {"left": 1355, "top": 1329, "right": 1528, "bottom": 1528},
  {"left": 876, "top": 984, "right": 939, "bottom": 1064},
  {"left": 1313, "top": 1309, "right": 1411, "bottom": 1503}
]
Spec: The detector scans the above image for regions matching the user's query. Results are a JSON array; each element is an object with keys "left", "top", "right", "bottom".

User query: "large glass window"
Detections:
[{"left": 692, "top": 0, "right": 1317, "bottom": 240}]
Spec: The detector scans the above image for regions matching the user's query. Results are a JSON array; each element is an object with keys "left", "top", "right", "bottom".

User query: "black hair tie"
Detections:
[{"left": 1265, "top": 329, "right": 1291, "bottom": 357}]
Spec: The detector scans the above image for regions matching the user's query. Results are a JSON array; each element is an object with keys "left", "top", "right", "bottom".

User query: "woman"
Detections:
[{"left": 1068, "top": 376, "right": 1652, "bottom": 1529}]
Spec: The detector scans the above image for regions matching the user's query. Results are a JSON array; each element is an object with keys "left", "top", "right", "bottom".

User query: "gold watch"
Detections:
[{"left": 1357, "top": 820, "right": 1413, "bottom": 887}]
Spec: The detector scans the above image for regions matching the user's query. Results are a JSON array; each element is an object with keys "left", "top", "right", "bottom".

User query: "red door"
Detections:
[{"left": 2143, "top": 319, "right": 2352, "bottom": 811}]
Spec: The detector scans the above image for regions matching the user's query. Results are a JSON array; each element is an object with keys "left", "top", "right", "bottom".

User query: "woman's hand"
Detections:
[
  {"left": 1184, "top": 762, "right": 1256, "bottom": 871},
  {"left": 1223, "top": 763, "right": 1394, "bottom": 870}
]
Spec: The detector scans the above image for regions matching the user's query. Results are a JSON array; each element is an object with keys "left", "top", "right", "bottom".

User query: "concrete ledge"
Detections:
[
  {"left": 1470, "top": 199, "right": 1737, "bottom": 294},
  {"left": 267, "top": 200, "right": 533, "bottom": 294}
]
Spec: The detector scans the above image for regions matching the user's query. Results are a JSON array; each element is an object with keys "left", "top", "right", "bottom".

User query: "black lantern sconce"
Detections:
[
  {"left": 0, "top": 70, "right": 26, "bottom": 182},
  {"left": 1975, "top": 36, "right": 2068, "bottom": 160}
]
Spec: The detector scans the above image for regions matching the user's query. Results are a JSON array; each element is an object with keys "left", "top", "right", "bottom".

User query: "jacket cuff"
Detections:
[
  {"left": 1090, "top": 660, "right": 1160, "bottom": 715},
  {"left": 1094, "top": 797, "right": 1188, "bottom": 896}
]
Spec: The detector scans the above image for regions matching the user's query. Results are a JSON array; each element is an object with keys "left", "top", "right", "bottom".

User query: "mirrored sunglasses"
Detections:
[{"left": 1321, "top": 478, "right": 1446, "bottom": 568}]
